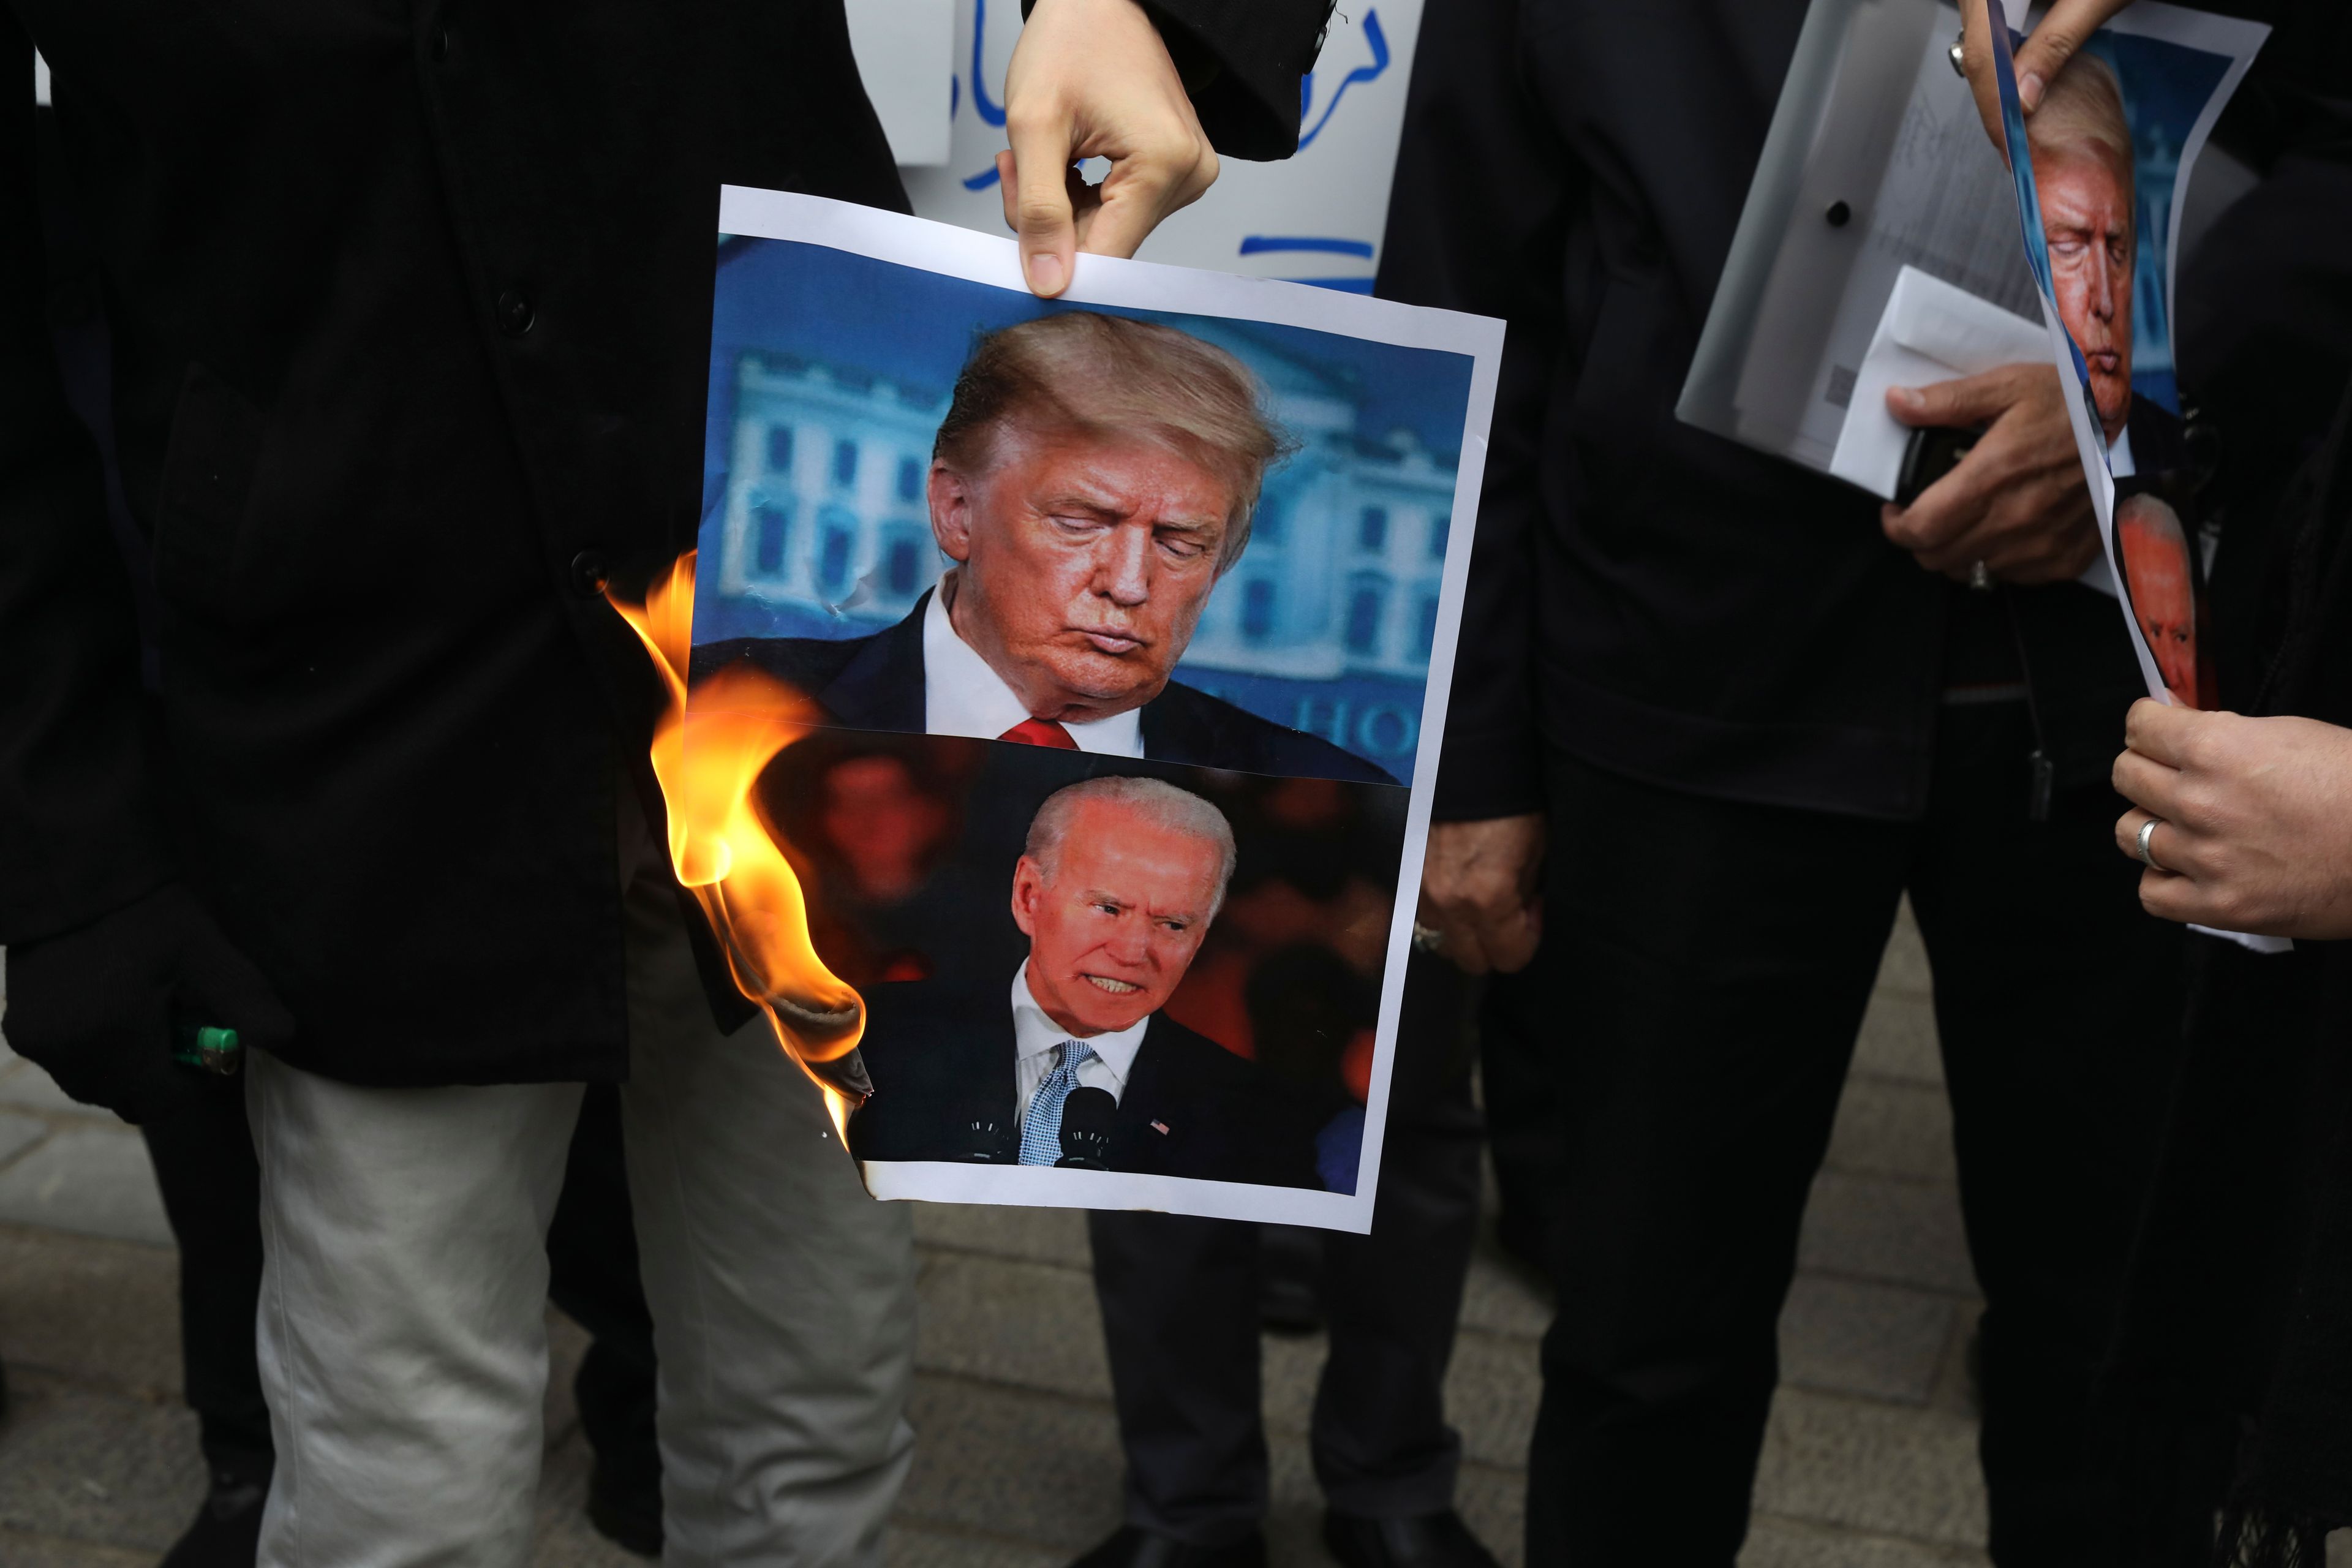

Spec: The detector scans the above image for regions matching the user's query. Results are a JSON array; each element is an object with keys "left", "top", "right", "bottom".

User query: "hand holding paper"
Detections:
[
  {"left": 1958, "top": 0, "right": 2140, "bottom": 147},
  {"left": 1879, "top": 361, "right": 2100, "bottom": 584},
  {"left": 2113, "top": 702, "right": 2352, "bottom": 941},
  {"left": 997, "top": 0, "right": 1221, "bottom": 296}
]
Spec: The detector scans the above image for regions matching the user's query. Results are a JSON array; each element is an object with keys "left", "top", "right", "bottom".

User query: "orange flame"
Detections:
[{"left": 609, "top": 551, "right": 866, "bottom": 1147}]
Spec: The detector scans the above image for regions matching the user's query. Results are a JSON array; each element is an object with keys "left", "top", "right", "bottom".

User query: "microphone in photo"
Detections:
[{"left": 1055, "top": 1087, "right": 1117, "bottom": 1170}]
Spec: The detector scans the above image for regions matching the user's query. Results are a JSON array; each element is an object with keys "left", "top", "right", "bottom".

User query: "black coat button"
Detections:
[
  {"left": 496, "top": 288, "right": 534, "bottom": 337},
  {"left": 570, "top": 551, "right": 608, "bottom": 599},
  {"left": 429, "top": 26, "right": 450, "bottom": 62}
]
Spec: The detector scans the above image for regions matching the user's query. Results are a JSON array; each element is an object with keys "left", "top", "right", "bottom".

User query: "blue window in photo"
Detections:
[
  {"left": 1427, "top": 511, "right": 1449, "bottom": 560},
  {"left": 1241, "top": 578, "right": 1277, "bottom": 641},
  {"left": 1417, "top": 595, "right": 1440, "bottom": 659},
  {"left": 1357, "top": 506, "right": 1389, "bottom": 552},
  {"left": 896, "top": 456, "right": 924, "bottom": 502},
  {"left": 1345, "top": 575, "right": 1387, "bottom": 655},
  {"left": 818, "top": 505, "right": 856, "bottom": 595},
  {"left": 832, "top": 439, "right": 859, "bottom": 488},
  {"left": 766, "top": 425, "right": 794, "bottom": 475},
  {"left": 752, "top": 499, "right": 792, "bottom": 576},
  {"left": 886, "top": 537, "right": 923, "bottom": 597}
]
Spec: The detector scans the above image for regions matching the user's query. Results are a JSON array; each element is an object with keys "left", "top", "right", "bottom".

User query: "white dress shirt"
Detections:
[
  {"left": 1009, "top": 963, "right": 1147, "bottom": 1131},
  {"left": 921, "top": 576, "right": 1144, "bottom": 756}
]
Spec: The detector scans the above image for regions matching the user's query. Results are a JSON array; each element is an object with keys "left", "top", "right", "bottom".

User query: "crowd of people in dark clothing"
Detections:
[{"left": 2, "top": 0, "right": 2350, "bottom": 1564}]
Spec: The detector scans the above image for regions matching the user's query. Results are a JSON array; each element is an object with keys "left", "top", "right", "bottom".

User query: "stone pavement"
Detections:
[{"left": 0, "top": 912, "right": 2002, "bottom": 1567}]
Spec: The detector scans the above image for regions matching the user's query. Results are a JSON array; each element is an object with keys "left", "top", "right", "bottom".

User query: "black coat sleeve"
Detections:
[
  {"left": 1374, "top": 0, "right": 1577, "bottom": 821},
  {"left": 0, "top": 17, "right": 170, "bottom": 942},
  {"left": 1023, "top": 0, "right": 1331, "bottom": 162}
]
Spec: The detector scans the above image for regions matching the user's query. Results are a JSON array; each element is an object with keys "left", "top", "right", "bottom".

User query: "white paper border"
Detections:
[{"left": 714, "top": 187, "right": 1507, "bottom": 1234}]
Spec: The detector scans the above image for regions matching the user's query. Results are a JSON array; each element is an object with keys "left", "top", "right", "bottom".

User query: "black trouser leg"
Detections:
[
  {"left": 1525, "top": 752, "right": 1906, "bottom": 1566},
  {"left": 1090, "top": 1208, "right": 1268, "bottom": 1545},
  {"left": 1090, "top": 954, "right": 1485, "bottom": 1541},
  {"left": 141, "top": 1074, "right": 273, "bottom": 1485},
  {"left": 1904, "top": 704, "right": 2193, "bottom": 1567},
  {"left": 1478, "top": 963, "right": 1569, "bottom": 1278},
  {"left": 1314, "top": 954, "right": 1484, "bottom": 1518},
  {"left": 546, "top": 1084, "right": 662, "bottom": 1502}
]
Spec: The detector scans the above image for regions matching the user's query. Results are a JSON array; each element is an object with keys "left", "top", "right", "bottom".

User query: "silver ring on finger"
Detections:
[
  {"left": 1968, "top": 560, "right": 1995, "bottom": 592},
  {"left": 1411, "top": 921, "right": 1446, "bottom": 955},
  {"left": 1949, "top": 32, "right": 1967, "bottom": 77},
  {"left": 2136, "top": 817, "right": 2167, "bottom": 872}
]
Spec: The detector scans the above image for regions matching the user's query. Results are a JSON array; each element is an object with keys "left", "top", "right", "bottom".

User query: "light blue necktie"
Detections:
[{"left": 1019, "top": 1041, "right": 1098, "bottom": 1167}]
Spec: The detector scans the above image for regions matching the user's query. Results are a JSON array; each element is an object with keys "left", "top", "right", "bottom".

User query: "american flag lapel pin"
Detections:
[{"left": 1151, "top": 1120, "right": 1170, "bottom": 1136}]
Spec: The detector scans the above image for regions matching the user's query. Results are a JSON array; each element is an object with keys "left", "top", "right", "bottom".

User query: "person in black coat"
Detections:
[
  {"left": 1382, "top": 1, "right": 2204, "bottom": 1562},
  {"left": 697, "top": 311, "right": 1393, "bottom": 783},
  {"left": 850, "top": 773, "right": 1321, "bottom": 1189},
  {"left": 0, "top": 1, "right": 1333, "bottom": 1558}
]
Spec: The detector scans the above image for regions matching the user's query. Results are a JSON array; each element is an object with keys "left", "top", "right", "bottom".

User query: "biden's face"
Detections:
[
  {"left": 2038, "top": 149, "right": 2136, "bottom": 445},
  {"left": 930, "top": 426, "right": 1236, "bottom": 725},
  {"left": 2119, "top": 499, "right": 2197, "bottom": 706},
  {"left": 1011, "top": 800, "right": 1222, "bottom": 1037}
]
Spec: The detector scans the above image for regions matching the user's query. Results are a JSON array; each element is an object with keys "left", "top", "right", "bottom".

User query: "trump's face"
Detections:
[
  {"left": 1011, "top": 799, "right": 1222, "bottom": 1036},
  {"left": 2038, "top": 149, "right": 2136, "bottom": 445},
  {"left": 2118, "top": 498, "right": 2197, "bottom": 705},
  {"left": 930, "top": 425, "right": 1236, "bottom": 725}
]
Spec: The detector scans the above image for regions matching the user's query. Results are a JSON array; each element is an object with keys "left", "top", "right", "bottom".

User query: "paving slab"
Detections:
[
  {"left": 1852, "top": 994, "right": 1943, "bottom": 1088},
  {"left": 0, "top": 1126, "right": 171, "bottom": 1246},
  {"left": 0, "top": 1529, "right": 154, "bottom": 1568},
  {"left": 0, "top": 1109, "right": 48, "bottom": 1169},
  {"left": 0, "top": 1057, "right": 91, "bottom": 1117},
  {"left": 1777, "top": 1276, "right": 1954, "bottom": 1406},
  {"left": 915, "top": 1251, "right": 1112, "bottom": 1400},
  {"left": 1798, "top": 1173, "right": 1978, "bottom": 1297},
  {"left": 0, "top": 1371, "right": 207, "bottom": 1552},
  {"left": 1751, "top": 1386, "right": 1988, "bottom": 1550},
  {"left": 0, "top": 1226, "right": 183, "bottom": 1396},
  {"left": 1742, "top": 1515, "right": 1989, "bottom": 1567},
  {"left": 1455, "top": 1463, "right": 1526, "bottom": 1568},
  {"left": 897, "top": 1374, "right": 1124, "bottom": 1552},
  {"left": 887, "top": 1523, "right": 1066, "bottom": 1568},
  {"left": 1876, "top": 903, "right": 1932, "bottom": 999},
  {"left": 1824, "top": 1079, "right": 1959, "bottom": 1185}
]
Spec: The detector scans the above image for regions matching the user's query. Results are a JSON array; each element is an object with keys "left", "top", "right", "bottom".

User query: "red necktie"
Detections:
[{"left": 998, "top": 717, "right": 1079, "bottom": 750}]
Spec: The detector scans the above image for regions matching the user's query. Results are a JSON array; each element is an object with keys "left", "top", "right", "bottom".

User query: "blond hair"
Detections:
[
  {"left": 932, "top": 312, "right": 1293, "bottom": 570},
  {"left": 1023, "top": 775, "right": 1237, "bottom": 916},
  {"left": 2029, "top": 53, "right": 2136, "bottom": 206}
]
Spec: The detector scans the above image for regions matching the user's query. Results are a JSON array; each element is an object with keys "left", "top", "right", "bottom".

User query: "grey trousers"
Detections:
[{"left": 246, "top": 813, "right": 916, "bottom": 1568}]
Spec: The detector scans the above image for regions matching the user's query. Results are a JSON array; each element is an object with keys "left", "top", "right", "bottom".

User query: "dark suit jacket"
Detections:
[
  {"left": 0, "top": 1, "right": 1328, "bottom": 1087},
  {"left": 696, "top": 592, "right": 1396, "bottom": 783},
  {"left": 848, "top": 977, "right": 1323, "bottom": 1189}
]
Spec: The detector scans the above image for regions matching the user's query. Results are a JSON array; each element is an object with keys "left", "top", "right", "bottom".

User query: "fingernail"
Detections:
[
  {"left": 1890, "top": 385, "right": 1924, "bottom": 412},
  {"left": 1026, "top": 252, "right": 1065, "bottom": 295},
  {"left": 2019, "top": 71, "right": 2045, "bottom": 111}
]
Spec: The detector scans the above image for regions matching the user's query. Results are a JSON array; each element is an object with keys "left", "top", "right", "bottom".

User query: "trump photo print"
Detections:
[{"left": 687, "top": 190, "right": 1502, "bottom": 1230}]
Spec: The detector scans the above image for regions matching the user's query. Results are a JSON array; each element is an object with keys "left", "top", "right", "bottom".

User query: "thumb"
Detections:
[
  {"left": 1000, "top": 125, "right": 1078, "bottom": 298},
  {"left": 1886, "top": 364, "right": 2033, "bottom": 429},
  {"left": 2015, "top": 0, "right": 2116, "bottom": 112}
]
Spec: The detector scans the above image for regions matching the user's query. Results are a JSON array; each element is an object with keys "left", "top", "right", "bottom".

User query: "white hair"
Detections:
[
  {"left": 2029, "top": 52, "right": 2136, "bottom": 205},
  {"left": 1023, "top": 776, "right": 1237, "bottom": 915}
]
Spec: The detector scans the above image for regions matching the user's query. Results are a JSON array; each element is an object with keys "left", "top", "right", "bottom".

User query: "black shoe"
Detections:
[
  {"left": 1323, "top": 1510, "right": 1502, "bottom": 1568},
  {"left": 584, "top": 1458, "right": 664, "bottom": 1559},
  {"left": 159, "top": 1469, "right": 269, "bottom": 1568},
  {"left": 1068, "top": 1525, "right": 1267, "bottom": 1568}
]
